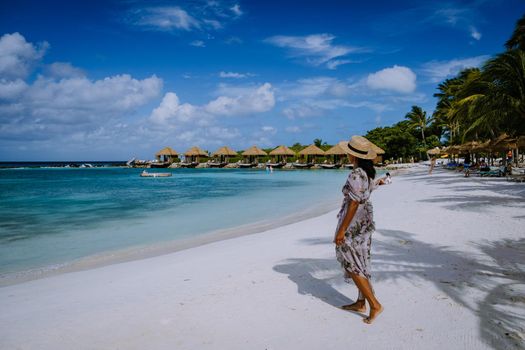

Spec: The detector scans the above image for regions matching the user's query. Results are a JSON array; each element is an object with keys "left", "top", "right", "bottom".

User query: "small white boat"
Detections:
[{"left": 140, "top": 170, "right": 172, "bottom": 177}]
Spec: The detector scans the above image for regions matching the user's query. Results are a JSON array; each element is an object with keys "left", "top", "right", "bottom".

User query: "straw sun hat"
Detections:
[{"left": 347, "top": 135, "right": 377, "bottom": 160}]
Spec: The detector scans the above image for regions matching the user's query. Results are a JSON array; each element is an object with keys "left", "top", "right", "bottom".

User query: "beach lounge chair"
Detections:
[{"left": 480, "top": 167, "right": 503, "bottom": 177}]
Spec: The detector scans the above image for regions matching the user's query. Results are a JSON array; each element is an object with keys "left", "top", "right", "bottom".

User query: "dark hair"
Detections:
[{"left": 357, "top": 158, "right": 376, "bottom": 179}]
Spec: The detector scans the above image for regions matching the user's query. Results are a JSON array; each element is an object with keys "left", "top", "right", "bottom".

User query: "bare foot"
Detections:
[
  {"left": 341, "top": 300, "right": 366, "bottom": 313},
  {"left": 363, "top": 304, "right": 383, "bottom": 324}
]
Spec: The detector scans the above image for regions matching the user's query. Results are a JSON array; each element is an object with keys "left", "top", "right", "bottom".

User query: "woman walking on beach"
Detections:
[{"left": 334, "top": 136, "right": 384, "bottom": 324}]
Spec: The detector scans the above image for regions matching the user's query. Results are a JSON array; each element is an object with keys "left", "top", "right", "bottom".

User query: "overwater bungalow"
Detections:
[
  {"left": 241, "top": 146, "right": 267, "bottom": 167},
  {"left": 210, "top": 146, "right": 238, "bottom": 167},
  {"left": 269, "top": 145, "right": 296, "bottom": 167},
  {"left": 295, "top": 144, "right": 325, "bottom": 168},
  {"left": 182, "top": 146, "right": 209, "bottom": 167},
  {"left": 155, "top": 147, "right": 179, "bottom": 162},
  {"left": 152, "top": 147, "right": 179, "bottom": 168},
  {"left": 323, "top": 142, "right": 349, "bottom": 168}
]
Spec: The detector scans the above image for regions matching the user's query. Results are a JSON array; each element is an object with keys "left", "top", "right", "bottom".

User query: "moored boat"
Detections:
[
  {"left": 292, "top": 162, "right": 313, "bottom": 169},
  {"left": 179, "top": 162, "right": 198, "bottom": 168},
  {"left": 320, "top": 164, "right": 341, "bottom": 169},
  {"left": 238, "top": 162, "right": 256, "bottom": 168},
  {"left": 140, "top": 170, "right": 172, "bottom": 177},
  {"left": 208, "top": 162, "right": 228, "bottom": 168},
  {"left": 266, "top": 162, "right": 286, "bottom": 169}
]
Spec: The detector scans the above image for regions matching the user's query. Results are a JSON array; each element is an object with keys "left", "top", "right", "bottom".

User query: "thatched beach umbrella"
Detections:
[
  {"left": 458, "top": 141, "right": 480, "bottom": 153},
  {"left": 269, "top": 145, "right": 296, "bottom": 163},
  {"left": 212, "top": 146, "right": 237, "bottom": 163},
  {"left": 155, "top": 147, "right": 179, "bottom": 162},
  {"left": 241, "top": 145, "right": 267, "bottom": 164},
  {"left": 517, "top": 136, "right": 525, "bottom": 148},
  {"left": 426, "top": 147, "right": 441, "bottom": 155},
  {"left": 184, "top": 146, "right": 208, "bottom": 163},
  {"left": 298, "top": 144, "right": 325, "bottom": 163}
]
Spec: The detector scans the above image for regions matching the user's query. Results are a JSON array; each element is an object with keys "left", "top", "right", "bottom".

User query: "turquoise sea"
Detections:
[{"left": 0, "top": 167, "right": 354, "bottom": 279}]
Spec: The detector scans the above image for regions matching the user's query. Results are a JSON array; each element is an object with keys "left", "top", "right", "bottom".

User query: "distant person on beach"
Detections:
[
  {"left": 480, "top": 159, "right": 490, "bottom": 171},
  {"left": 429, "top": 156, "right": 436, "bottom": 175},
  {"left": 383, "top": 172, "right": 392, "bottom": 184},
  {"left": 333, "top": 136, "right": 385, "bottom": 324}
]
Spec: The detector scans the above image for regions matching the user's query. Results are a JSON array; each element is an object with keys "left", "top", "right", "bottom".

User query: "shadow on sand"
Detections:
[{"left": 274, "top": 231, "right": 524, "bottom": 350}]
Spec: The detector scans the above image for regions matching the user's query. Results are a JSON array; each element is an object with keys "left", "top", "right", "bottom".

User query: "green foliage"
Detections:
[
  {"left": 365, "top": 121, "right": 419, "bottom": 161},
  {"left": 432, "top": 15, "right": 525, "bottom": 144},
  {"left": 290, "top": 142, "right": 306, "bottom": 153}
]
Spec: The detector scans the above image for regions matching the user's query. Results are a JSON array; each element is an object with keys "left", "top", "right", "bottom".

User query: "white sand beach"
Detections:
[{"left": 1, "top": 166, "right": 524, "bottom": 350}]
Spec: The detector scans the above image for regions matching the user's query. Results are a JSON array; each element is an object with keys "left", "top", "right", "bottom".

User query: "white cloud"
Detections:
[
  {"left": 150, "top": 92, "right": 206, "bottom": 126},
  {"left": 264, "top": 34, "right": 361, "bottom": 69},
  {"left": 127, "top": 3, "right": 242, "bottom": 34},
  {"left": 190, "top": 40, "right": 206, "bottom": 47},
  {"left": 420, "top": 55, "right": 489, "bottom": 82},
  {"left": 261, "top": 126, "right": 276, "bottom": 134},
  {"left": 0, "top": 32, "right": 48, "bottom": 80},
  {"left": 434, "top": 7, "right": 468, "bottom": 25},
  {"left": 366, "top": 65, "right": 416, "bottom": 93},
  {"left": 205, "top": 83, "right": 275, "bottom": 116},
  {"left": 29, "top": 74, "right": 162, "bottom": 117},
  {"left": 326, "top": 59, "right": 352, "bottom": 70},
  {"left": 285, "top": 126, "right": 301, "bottom": 133},
  {"left": 219, "top": 71, "right": 253, "bottom": 79},
  {"left": 225, "top": 36, "right": 243, "bottom": 45},
  {"left": 280, "top": 77, "right": 350, "bottom": 100},
  {"left": 44, "top": 62, "right": 85, "bottom": 78},
  {"left": 0, "top": 79, "right": 27, "bottom": 100},
  {"left": 469, "top": 26, "right": 481, "bottom": 41},
  {"left": 134, "top": 7, "right": 200, "bottom": 31},
  {"left": 1, "top": 72, "right": 163, "bottom": 142},
  {"left": 150, "top": 83, "right": 275, "bottom": 128},
  {"left": 203, "top": 19, "right": 222, "bottom": 30},
  {"left": 283, "top": 105, "right": 321, "bottom": 119},
  {"left": 231, "top": 4, "right": 242, "bottom": 16}
]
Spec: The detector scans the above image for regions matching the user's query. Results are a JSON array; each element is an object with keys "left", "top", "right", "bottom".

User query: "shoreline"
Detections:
[
  {"left": 1, "top": 165, "right": 523, "bottom": 349},
  {"left": 0, "top": 166, "right": 408, "bottom": 287},
  {"left": 0, "top": 197, "right": 341, "bottom": 287}
]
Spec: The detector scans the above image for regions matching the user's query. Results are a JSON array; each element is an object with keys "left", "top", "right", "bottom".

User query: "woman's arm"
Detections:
[{"left": 334, "top": 200, "right": 359, "bottom": 246}]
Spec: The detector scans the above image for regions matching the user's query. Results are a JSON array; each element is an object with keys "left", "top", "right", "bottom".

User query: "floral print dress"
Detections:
[{"left": 335, "top": 167, "right": 377, "bottom": 281}]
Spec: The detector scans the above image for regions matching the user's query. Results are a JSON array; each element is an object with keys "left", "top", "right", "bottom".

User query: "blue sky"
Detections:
[{"left": 0, "top": 0, "right": 523, "bottom": 160}]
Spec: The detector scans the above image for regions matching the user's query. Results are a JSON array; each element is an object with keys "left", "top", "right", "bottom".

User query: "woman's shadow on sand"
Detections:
[{"left": 273, "top": 231, "right": 525, "bottom": 350}]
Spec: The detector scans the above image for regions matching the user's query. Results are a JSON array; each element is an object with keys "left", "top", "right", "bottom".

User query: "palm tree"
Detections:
[
  {"left": 480, "top": 49, "right": 525, "bottom": 135},
  {"left": 505, "top": 14, "right": 525, "bottom": 51},
  {"left": 404, "top": 106, "right": 433, "bottom": 146}
]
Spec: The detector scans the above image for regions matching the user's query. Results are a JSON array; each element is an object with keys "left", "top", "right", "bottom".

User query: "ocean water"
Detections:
[{"left": 0, "top": 167, "right": 355, "bottom": 277}]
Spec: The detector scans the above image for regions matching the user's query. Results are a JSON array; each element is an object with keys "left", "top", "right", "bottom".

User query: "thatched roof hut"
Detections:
[
  {"left": 155, "top": 147, "right": 179, "bottom": 162},
  {"left": 324, "top": 142, "right": 349, "bottom": 164},
  {"left": 269, "top": 145, "right": 296, "bottom": 162},
  {"left": 184, "top": 146, "right": 208, "bottom": 157},
  {"left": 211, "top": 146, "right": 238, "bottom": 163},
  {"left": 241, "top": 145, "right": 267, "bottom": 165},
  {"left": 269, "top": 145, "right": 296, "bottom": 156},
  {"left": 212, "top": 146, "right": 237, "bottom": 157},
  {"left": 184, "top": 146, "right": 208, "bottom": 163},
  {"left": 298, "top": 144, "right": 325, "bottom": 156},
  {"left": 325, "top": 142, "right": 350, "bottom": 155},
  {"left": 361, "top": 138, "right": 385, "bottom": 155},
  {"left": 156, "top": 147, "right": 178, "bottom": 157},
  {"left": 297, "top": 144, "right": 325, "bottom": 164},
  {"left": 242, "top": 146, "right": 267, "bottom": 156}
]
